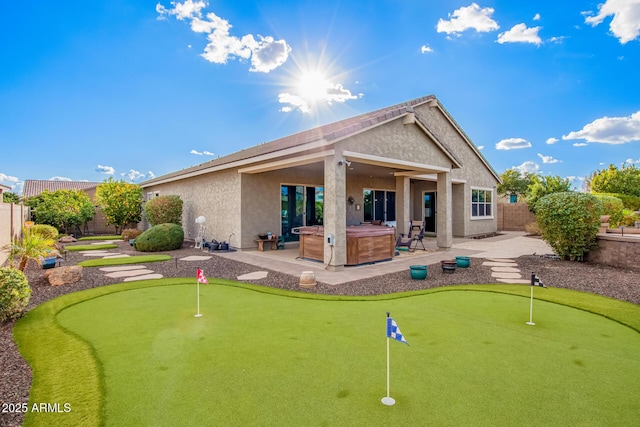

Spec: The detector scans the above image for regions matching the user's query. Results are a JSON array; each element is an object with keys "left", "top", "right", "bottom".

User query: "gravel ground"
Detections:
[{"left": 1, "top": 240, "right": 639, "bottom": 427}]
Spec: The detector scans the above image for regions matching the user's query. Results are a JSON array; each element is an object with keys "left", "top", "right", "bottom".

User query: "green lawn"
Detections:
[
  {"left": 14, "top": 281, "right": 640, "bottom": 426},
  {"left": 77, "top": 255, "right": 172, "bottom": 267},
  {"left": 65, "top": 244, "right": 118, "bottom": 251}
]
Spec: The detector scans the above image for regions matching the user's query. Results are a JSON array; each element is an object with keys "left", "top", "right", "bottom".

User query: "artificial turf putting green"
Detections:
[
  {"left": 77, "top": 236, "right": 123, "bottom": 241},
  {"left": 15, "top": 281, "right": 640, "bottom": 426}
]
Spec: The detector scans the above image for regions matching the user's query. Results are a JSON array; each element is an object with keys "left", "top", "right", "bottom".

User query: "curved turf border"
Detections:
[
  {"left": 65, "top": 244, "right": 118, "bottom": 252},
  {"left": 77, "top": 255, "right": 172, "bottom": 267},
  {"left": 14, "top": 280, "right": 640, "bottom": 426}
]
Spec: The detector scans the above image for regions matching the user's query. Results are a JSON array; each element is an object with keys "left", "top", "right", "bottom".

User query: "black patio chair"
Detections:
[{"left": 396, "top": 220, "right": 425, "bottom": 251}]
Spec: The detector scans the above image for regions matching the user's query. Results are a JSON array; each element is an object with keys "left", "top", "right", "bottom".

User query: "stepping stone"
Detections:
[
  {"left": 491, "top": 272, "right": 522, "bottom": 279},
  {"left": 81, "top": 252, "right": 113, "bottom": 257},
  {"left": 103, "top": 254, "right": 130, "bottom": 258},
  {"left": 496, "top": 279, "right": 531, "bottom": 284},
  {"left": 105, "top": 269, "right": 156, "bottom": 278},
  {"left": 123, "top": 274, "right": 164, "bottom": 281},
  {"left": 100, "top": 265, "right": 148, "bottom": 272},
  {"left": 180, "top": 255, "right": 212, "bottom": 261},
  {"left": 237, "top": 271, "right": 269, "bottom": 280},
  {"left": 487, "top": 258, "right": 515, "bottom": 263},
  {"left": 483, "top": 261, "right": 517, "bottom": 267},
  {"left": 491, "top": 267, "right": 521, "bottom": 273}
]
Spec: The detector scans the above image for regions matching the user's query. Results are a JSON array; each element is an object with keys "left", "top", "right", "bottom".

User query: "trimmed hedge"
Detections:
[{"left": 134, "top": 223, "right": 184, "bottom": 252}]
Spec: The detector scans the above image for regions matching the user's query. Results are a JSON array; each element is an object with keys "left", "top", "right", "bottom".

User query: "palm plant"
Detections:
[{"left": 5, "top": 227, "right": 55, "bottom": 271}]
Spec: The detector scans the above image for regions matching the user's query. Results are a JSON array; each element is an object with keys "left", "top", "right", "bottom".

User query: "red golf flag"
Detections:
[{"left": 197, "top": 269, "right": 208, "bottom": 284}]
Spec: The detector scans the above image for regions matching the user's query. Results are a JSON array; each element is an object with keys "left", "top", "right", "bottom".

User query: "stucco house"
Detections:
[{"left": 140, "top": 95, "right": 500, "bottom": 270}]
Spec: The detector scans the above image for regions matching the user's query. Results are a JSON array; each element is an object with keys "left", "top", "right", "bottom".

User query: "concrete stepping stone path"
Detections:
[
  {"left": 482, "top": 258, "right": 530, "bottom": 284},
  {"left": 237, "top": 271, "right": 269, "bottom": 280}
]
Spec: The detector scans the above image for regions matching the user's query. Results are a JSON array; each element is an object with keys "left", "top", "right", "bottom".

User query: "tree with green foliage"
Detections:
[
  {"left": 527, "top": 175, "right": 572, "bottom": 213},
  {"left": 145, "top": 195, "right": 183, "bottom": 226},
  {"left": 497, "top": 169, "right": 537, "bottom": 201},
  {"left": 587, "top": 163, "right": 640, "bottom": 197},
  {"left": 536, "top": 192, "right": 602, "bottom": 260},
  {"left": 94, "top": 178, "right": 143, "bottom": 234},
  {"left": 0, "top": 267, "right": 31, "bottom": 323},
  {"left": 2, "top": 192, "right": 20, "bottom": 204},
  {"left": 592, "top": 194, "right": 624, "bottom": 227},
  {"left": 32, "top": 189, "right": 94, "bottom": 234}
]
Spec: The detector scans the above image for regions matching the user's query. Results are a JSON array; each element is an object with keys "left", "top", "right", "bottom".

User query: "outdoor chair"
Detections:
[{"left": 396, "top": 220, "right": 425, "bottom": 251}]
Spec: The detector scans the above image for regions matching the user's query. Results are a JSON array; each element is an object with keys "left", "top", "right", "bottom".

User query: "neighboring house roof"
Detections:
[
  {"left": 22, "top": 180, "right": 101, "bottom": 198},
  {"left": 0, "top": 184, "right": 11, "bottom": 192},
  {"left": 142, "top": 94, "right": 500, "bottom": 187}
]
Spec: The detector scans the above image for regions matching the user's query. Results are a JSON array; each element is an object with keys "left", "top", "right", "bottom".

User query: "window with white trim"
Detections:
[{"left": 471, "top": 188, "right": 493, "bottom": 218}]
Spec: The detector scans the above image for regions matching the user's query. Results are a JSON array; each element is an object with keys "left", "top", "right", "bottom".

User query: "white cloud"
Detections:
[
  {"left": 477, "top": 145, "right": 484, "bottom": 150},
  {"left": 513, "top": 161, "right": 540, "bottom": 174},
  {"left": 495, "top": 137, "right": 532, "bottom": 150},
  {"left": 584, "top": 0, "right": 640, "bottom": 44},
  {"left": 562, "top": 111, "right": 640, "bottom": 144},
  {"left": 548, "top": 36, "right": 568, "bottom": 44},
  {"left": 121, "top": 170, "right": 145, "bottom": 182},
  {"left": 546, "top": 137, "right": 558, "bottom": 144},
  {"left": 278, "top": 82, "right": 357, "bottom": 114},
  {"left": 421, "top": 45, "right": 433, "bottom": 53},
  {"left": 158, "top": 1, "right": 290, "bottom": 73},
  {"left": 190, "top": 149, "right": 214, "bottom": 155},
  {"left": 148, "top": 171, "right": 156, "bottom": 179},
  {"left": 0, "top": 173, "right": 19, "bottom": 183},
  {"left": 95, "top": 165, "right": 115, "bottom": 175},
  {"left": 49, "top": 176, "right": 72, "bottom": 181},
  {"left": 436, "top": 3, "right": 499, "bottom": 35},
  {"left": 573, "top": 142, "right": 589, "bottom": 147},
  {"left": 497, "top": 23, "right": 542, "bottom": 45},
  {"left": 537, "top": 153, "right": 561, "bottom": 164},
  {"left": 533, "top": 13, "right": 541, "bottom": 21}
]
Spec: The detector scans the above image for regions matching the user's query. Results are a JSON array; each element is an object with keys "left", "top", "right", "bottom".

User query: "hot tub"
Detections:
[{"left": 296, "top": 225, "right": 396, "bottom": 266}]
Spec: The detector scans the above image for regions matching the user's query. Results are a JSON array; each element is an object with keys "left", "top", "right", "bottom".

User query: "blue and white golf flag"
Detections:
[{"left": 386, "top": 317, "right": 409, "bottom": 345}]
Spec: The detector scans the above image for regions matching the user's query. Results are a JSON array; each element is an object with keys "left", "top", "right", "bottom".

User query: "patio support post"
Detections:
[
  {"left": 436, "top": 171, "right": 453, "bottom": 249},
  {"left": 396, "top": 176, "right": 411, "bottom": 237},
  {"left": 324, "top": 154, "right": 346, "bottom": 270}
]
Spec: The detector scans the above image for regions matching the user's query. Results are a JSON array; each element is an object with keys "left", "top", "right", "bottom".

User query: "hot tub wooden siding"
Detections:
[{"left": 298, "top": 226, "right": 395, "bottom": 266}]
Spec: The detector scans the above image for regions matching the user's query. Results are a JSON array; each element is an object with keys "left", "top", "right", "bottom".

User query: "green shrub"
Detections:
[
  {"left": 536, "top": 192, "right": 602, "bottom": 260},
  {"left": 592, "top": 194, "right": 624, "bottom": 227},
  {"left": 134, "top": 223, "right": 184, "bottom": 252},
  {"left": 621, "top": 210, "right": 640, "bottom": 227},
  {"left": 144, "top": 195, "right": 183, "bottom": 226},
  {"left": 593, "top": 193, "right": 640, "bottom": 211},
  {"left": 29, "top": 224, "right": 59, "bottom": 240},
  {"left": 122, "top": 228, "right": 143, "bottom": 241},
  {"left": 0, "top": 267, "right": 31, "bottom": 323}
]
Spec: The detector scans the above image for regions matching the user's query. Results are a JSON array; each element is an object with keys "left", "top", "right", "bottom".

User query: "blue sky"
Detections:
[{"left": 2, "top": 0, "right": 639, "bottom": 195}]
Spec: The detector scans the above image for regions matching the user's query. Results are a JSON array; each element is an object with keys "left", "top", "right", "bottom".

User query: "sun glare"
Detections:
[{"left": 297, "top": 71, "right": 330, "bottom": 103}]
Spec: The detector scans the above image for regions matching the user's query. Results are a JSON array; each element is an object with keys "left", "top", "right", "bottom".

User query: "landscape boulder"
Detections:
[
  {"left": 44, "top": 266, "right": 83, "bottom": 286},
  {"left": 59, "top": 236, "right": 77, "bottom": 243}
]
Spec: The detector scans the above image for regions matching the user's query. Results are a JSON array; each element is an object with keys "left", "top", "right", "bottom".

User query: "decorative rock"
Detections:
[
  {"left": 299, "top": 271, "right": 317, "bottom": 288},
  {"left": 58, "top": 236, "right": 77, "bottom": 243},
  {"left": 44, "top": 266, "right": 83, "bottom": 286}
]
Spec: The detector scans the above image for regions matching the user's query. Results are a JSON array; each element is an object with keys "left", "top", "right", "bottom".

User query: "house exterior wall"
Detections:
[{"left": 142, "top": 170, "right": 241, "bottom": 246}]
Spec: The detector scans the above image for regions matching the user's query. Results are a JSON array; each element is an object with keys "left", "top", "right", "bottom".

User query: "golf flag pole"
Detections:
[
  {"left": 195, "top": 269, "right": 208, "bottom": 317},
  {"left": 382, "top": 312, "right": 409, "bottom": 406},
  {"left": 383, "top": 312, "right": 394, "bottom": 406},
  {"left": 527, "top": 272, "right": 546, "bottom": 326}
]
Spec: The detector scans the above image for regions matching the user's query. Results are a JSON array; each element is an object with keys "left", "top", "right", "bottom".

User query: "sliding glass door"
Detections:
[
  {"left": 363, "top": 189, "right": 396, "bottom": 223},
  {"left": 281, "top": 185, "right": 323, "bottom": 242}
]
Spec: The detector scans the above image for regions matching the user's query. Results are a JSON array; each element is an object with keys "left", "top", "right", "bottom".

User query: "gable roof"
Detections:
[
  {"left": 142, "top": 94, "right": 499, "bottom": 186},
  {"left": 22, "top": 180, "right": 101, "bottom": 198}
]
